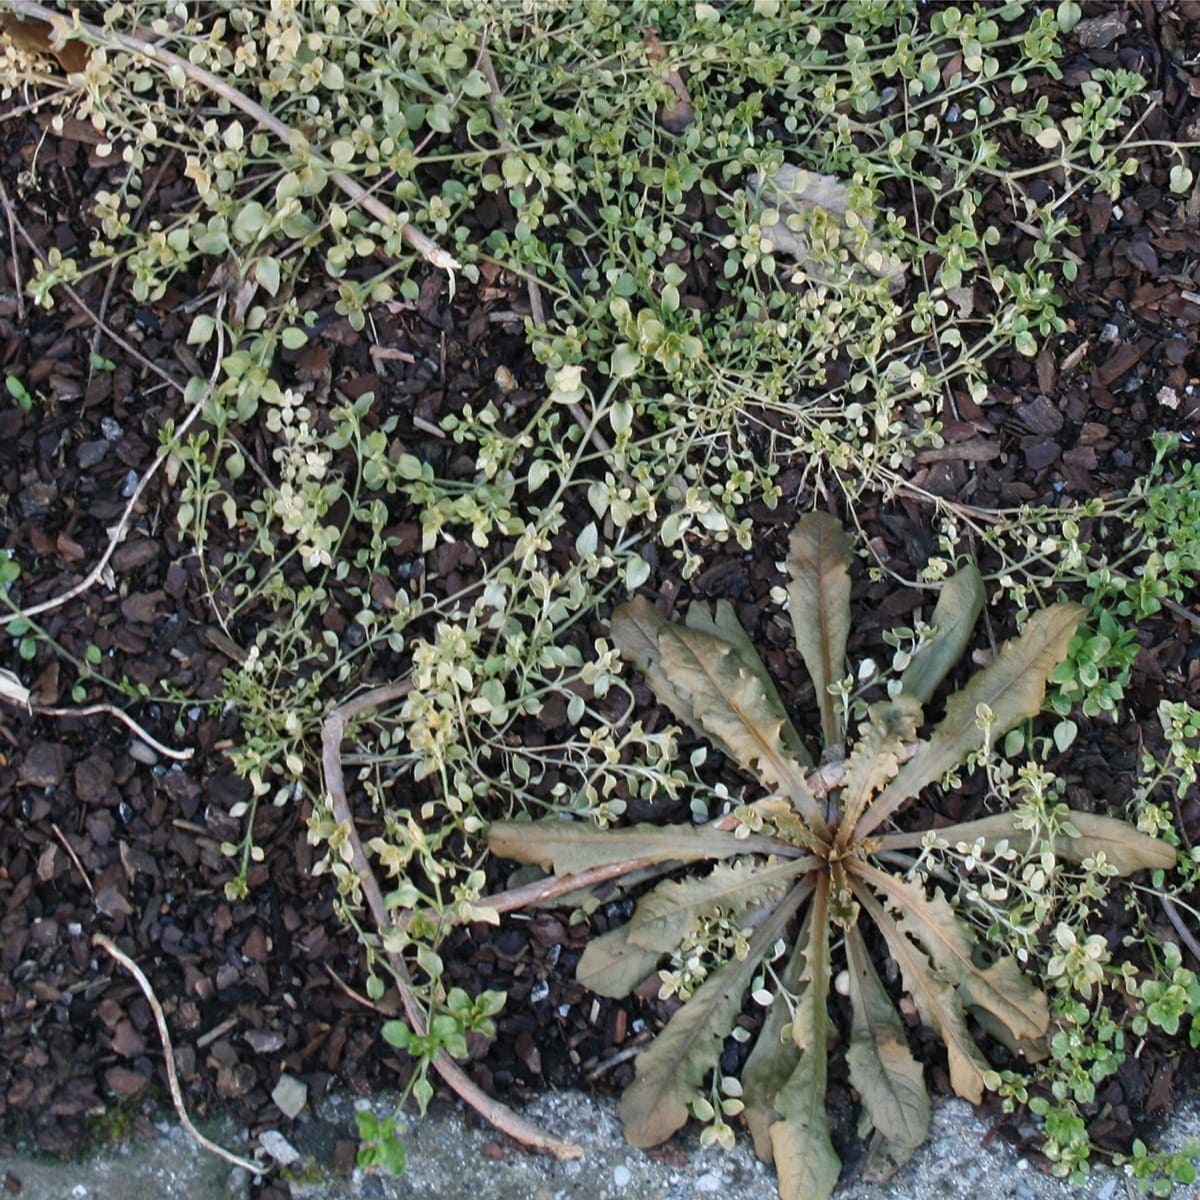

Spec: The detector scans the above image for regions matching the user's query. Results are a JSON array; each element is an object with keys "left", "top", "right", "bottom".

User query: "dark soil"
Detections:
[{"left": 1, "top": 4, "right": 1199, "bottom": 1198}]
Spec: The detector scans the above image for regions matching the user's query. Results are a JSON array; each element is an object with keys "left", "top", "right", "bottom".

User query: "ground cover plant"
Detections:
[{"left": 1, "top": 1, "right": 1199, "bottom": 1197}]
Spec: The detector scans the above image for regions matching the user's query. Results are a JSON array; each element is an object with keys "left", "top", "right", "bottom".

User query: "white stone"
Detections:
[{"left": 271, "top": 1073, "right": 308, "bottom": 1119}]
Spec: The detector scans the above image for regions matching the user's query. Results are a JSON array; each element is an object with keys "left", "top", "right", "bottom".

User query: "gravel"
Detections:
[{"left": 2, "top": 1089, "right": 1196, "bottom": 1200}]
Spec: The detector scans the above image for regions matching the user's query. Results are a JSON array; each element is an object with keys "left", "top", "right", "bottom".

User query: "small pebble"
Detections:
[
  {"left": 271, "top": 1073, "right": 308, "bottom": 1119},
  {"left": 613, "top": 1164, "right": 631, "bottom": 1188},
  {"left": 101, "top": 416, "right": 123, "bottom": 440},
  {"left": 1100, "top": 322, "right": 1120, "bottom": 342},
  {"left": 695, "top": 1172, "right": 722, "bottom": 1193},
  {"left": 129, "top": 740, "right": 158, "bottom": 766},
  {"left": 529, "top": 979, "right": 550, "bottom": 1003},
  {"left": 120, "top": 469, "right": 140, "bottom": 498},
  {"left": 259, "top": 1129, "right": 300, "bottom": 1166}
]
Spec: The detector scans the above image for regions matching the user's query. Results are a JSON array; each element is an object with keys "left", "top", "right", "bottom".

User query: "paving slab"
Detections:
[
  {"left": 2, "top": 1089, "right": 1197, "bottom": 1200},
  {"left": 0, "top": 1120, "right": 247, "bottom": 1200}
]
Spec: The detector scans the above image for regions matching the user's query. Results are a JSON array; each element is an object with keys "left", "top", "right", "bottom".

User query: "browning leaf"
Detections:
[
  {"left": 854, "top": 881, "right": 991, "bottom": 1103},
  {"left": 620, "top": 883, "right": 807, "bottom": 1148},
  {"left": 857, "top": 864, "right": 1047, "bottom": 1042},
  {"left": 879, "top": 810, "right": 1177, "bottom": 876},
  {"left": 627, "top": 857, "right": 815, "bottom": 954},
  {"left": 657, "top": 624, "right": 825, "bottom": 831},
  {"left": 844, "top": 924, "right": 930, "bottom": 1176},
  {"left": 835, "top": 697, "right": 922, "bottom": 848},
  {"left": 576, "top": 925, "right": 665, "bottom": 998},
  {"left": 786, "top": 513, "right": 852, "bottom": 749},
  {"left": 769, "top": 879, "right": 840, "bottom": 1200},
  {"left": 899, "top": 565, "right": 985, "bottom": 704},
  {"left": 0, "top": 10, "right": 91, "bottom": 73},
  {"left": 613, "top": 597, "right": 712, "bottom": 739},
  {"left": 687, "top": 599, "right": 812, "bottom": 766},
  {"left": 488, "top": 820, "right": 761, "bottom": 876},
  {"left": 855, "top": 604, "right": 1086, "bottom": 842},
  {"left": 741, "top": 924, "right": 808, "bottom": 1160}
]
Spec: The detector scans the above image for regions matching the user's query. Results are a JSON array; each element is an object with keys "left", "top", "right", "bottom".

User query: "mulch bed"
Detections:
[{"left": 1, "top": 4, "right": 1199, "bottom": 1197}]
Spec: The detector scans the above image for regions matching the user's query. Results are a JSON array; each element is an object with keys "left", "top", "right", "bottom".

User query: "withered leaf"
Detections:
[
  {"left": 488, "top": 819, "right": 754, "bottom": 876},
  {"left": 859, "top": 865, "right": 1047, "bottom": 1043},
  {"left": 880, "top": 809, "right": 1177, "bottom": 876},
  {"left": 686, "top": 599, "right": 812, "bottom": 766},
  {"left": 835, "top": 697, "right": 921, "bottom": 847},
  {"left": 656, "top": 624, "right": 824, "bottom": 830},
  {"left": 769, "top": 883, "right": 840, "bottom": 1200},
  {"left": 899, "top": 565, "right": 985, "bottom": 704},
  {"left": 576, "top": 925, "right": 665, "bottom": 999},
  {"left": 844, "top": 924, "right": 929, "bottom": 1176},
  {"left": 855, "top": 881, "right": 990, "bottom": 1103},
  {"left": 626, "top": 857, "right": 813, "bottom": 954},
  {"left": 856, "top": 604, "right": 1086, "bottom": 841},
  {"left": 787, "top": 513, "right": 852, "bottom": 750},
  {"left": 620, "top": 885, "right": 805, "bottom": 1148}
]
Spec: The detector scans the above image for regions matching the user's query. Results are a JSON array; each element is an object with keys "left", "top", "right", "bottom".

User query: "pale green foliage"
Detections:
[{"left": 490, "top": 515, "right": 1174, "bottom": 1200}]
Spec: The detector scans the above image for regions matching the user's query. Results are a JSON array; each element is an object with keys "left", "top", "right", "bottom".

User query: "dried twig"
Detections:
[
  {"left": 1161, "top": 895, "right": 1200, "bottom": 966},
  {"left": 0, "top": 176, "right": 26, "bottom": 324},
  {"left": 26, "top": 702, "right": 194, "bottom": 760},
  {"left": 51, "top": 822, "right": 93, "bottom": 894},
  {"left": 10, "top": 0, "right": 458, "bottom": 276},
  {"left": 92, "top": 933, "right": 262, "bottom": 1176},
  {"left": 323, "top": 962, "right": 401, "bottom": 1017},
  {"left": 321, "top": 682, "right": 582, "bottom": 1162}
]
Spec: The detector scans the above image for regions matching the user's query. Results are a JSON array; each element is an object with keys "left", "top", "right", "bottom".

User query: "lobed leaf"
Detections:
[
  {"left": 687, "top": 599, "right": 813, "bottom": 766},
  {"left": 853, "top": 881, "right": 991, "bottom": 1103},
  {"left": 879, "top": 810, "right": 1177, "bottom": 876},
  {"left": 769, "top": 879, "right": 840, "bottom": 1200},
  {"left": 855, "top": 603, "right": 1086, "bottom": 842},
  {"left": 627, "top": 857, "right": 816, "bottom": 954},
  {"left": 899, "top": 564, "right": 985, "bottom": 704},
  {"left": 576, "top": 925, "right": 665, "bottom": 998},
  {"left": 844, "top": 924, "right": 930, "bottom": 1178},
  {"left": 619, "top": 882, "right": 808, "bottom": 1148},
  {"left": 657, "top": 624, "right": 826, "bottom": 832},
  {"left": 856, "top": 864, "right": 1047, "bottom": 1042},
  {"left": 613, "top": 597, "right": 707, "bottom": 739},
  {"left": 488, "top": 819, "right": 762, "bottom": 876},
  {"left": 834, "top": 697, "right": 921, "bottom": 849},
  {"left": 786, "top": 512, "right": 852, "bottom": 750}
]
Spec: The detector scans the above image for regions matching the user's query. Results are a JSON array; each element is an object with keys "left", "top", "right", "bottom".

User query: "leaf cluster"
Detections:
[{"left": 489, "top": 514, "right": 1174, "bottom": 1200}]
